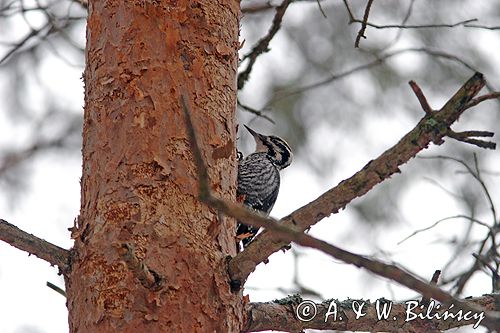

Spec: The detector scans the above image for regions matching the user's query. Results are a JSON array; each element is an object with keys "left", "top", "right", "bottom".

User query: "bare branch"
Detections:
[
  {"left": 0, "top": 219, "right": 71, "bottom": 273},
  {"left": 245, "top": 294, "right": 500, "bottom": 332},
  {"left": 352, "top": 18, "right": 478, "bottom": 30},
  {"left": 314, "top": 0, "right": 327, "bottom": 18},
  {"left": 409, "top": 80, "right": 433, "bottom": 114},
  {"left": 466, "top": 91, "right": 500, "bottom": 108},
  {"left": 238, "top": 0, "right": 292, "bottom": 90},
  {"left": 472, "top": 253, "right": 499, "bottom": 286},
  {"left": 237, "top": 100, "right": 275, "bottom": 124},
  {"left": 398, "top": 214, "right": 490, "bottom": 245},
  {"left": 379, "top": 0, "right": 416, "bottom": 51},
  {"left": 447, "top": 130, "right": 496, "bottom": 150},
  {"left": 341, "top": 0, "right": 355, "bottom": 22},
  {"left": 464, "top": 23, "right": 500, "bottom": 30},
  {"left": 230, "top": 72, "right": 490, "bottom": 285},
  {"left": 354, "top": 0, "right": 374, "bottom": 48}
]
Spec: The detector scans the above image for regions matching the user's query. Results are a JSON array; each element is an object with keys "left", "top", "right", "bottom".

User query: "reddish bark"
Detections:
[{"left": 66, "top": 1, "right": 242, "bottom": 331}]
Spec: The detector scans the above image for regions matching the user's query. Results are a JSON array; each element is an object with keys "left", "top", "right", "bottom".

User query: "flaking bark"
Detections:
[{"left": 66, "top": 1, "right": 242, "bottom": 332}]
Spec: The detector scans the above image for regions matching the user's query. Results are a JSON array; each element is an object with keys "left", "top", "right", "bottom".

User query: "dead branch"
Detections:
[
  {"left": 0, "top": 219, "right": 71, "bottom": 273},
  {"left": 244, "top": 294, "right": 500, "bottom": 332},
  {"left": 230, "top": 73, "right": 490, "bottom": 286}
]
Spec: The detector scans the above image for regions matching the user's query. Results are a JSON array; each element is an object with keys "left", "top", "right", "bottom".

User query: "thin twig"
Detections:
[
  {"left": 472, "top": 253, "right": 499, "bottom": 282},
  {"left": 341, "top": 0, "right": 355, "bottom": 22},
  {"left": 380, "top": 0, "right": 415, "bottom": 51},
  {"left": 238, "top": 0, "right": 292, "bottom": 90},
  {"left": 421, "top": 155, "right": 497, "bottom": 224},
  {"left": 354, "top": 0, "right": 375, "bottom": 48},
  {"left": 314, "top": 0, "right": 327, "bottom": 18},
  {"left": 398, "top": 215, "right": 490, "bottom": 245},
  {"left": 352, "top": 18, "right": 478, "bottom": 30},
  {"left": 463, "top": 23, "right": 500, "bottom": 30},
  {"left": 0, "top": 219, "right": 71, "bottom": 273},
  {"left": 237, "top": 100, "right": 275, "bottom": 124},
  {"left": 46, "top": 281, "right": 67, "bottom": 297}
]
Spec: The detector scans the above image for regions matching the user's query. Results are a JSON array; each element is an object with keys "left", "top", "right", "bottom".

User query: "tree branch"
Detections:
[
  {"left": 466, "top": 91, "right": 500, "bottom": 108},
  {"left": 237, "top": 100, "right": 275, "bottom": 124},
  {"left": 229, "top": 72, "right": 490, "bottom": 285},
  {"left": 354, "top": 0, "right": 374, "bottom": 48},
  {"left": 244, "top": 294, "right": 500, "bottom": 332},
  {"left": 0, "top": 219, "right": 71, "bottom": 273},
  {"left": 352, "top": 18, "right": 478, "bottom": 30},
  {"left": 180, "top": 85, "right": 500, "bottom": 331},
  {"left": 237, "top": 0, "right": 292, "bottom": 90},
  {"left": 409, "top": 80, "right": 433, "bottom": 114}
]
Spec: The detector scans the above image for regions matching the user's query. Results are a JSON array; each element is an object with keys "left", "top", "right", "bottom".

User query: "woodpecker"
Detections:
[{"left": 236, "top": 125, "right": 293, "bottom": 248}]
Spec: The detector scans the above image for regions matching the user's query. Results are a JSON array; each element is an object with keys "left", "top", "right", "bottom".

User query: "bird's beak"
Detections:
[
  {"left": 244, "top": 125, "right": 267, "bottom": 152},
  {"left": 244, "top": 125, "right": 261, "bottom": 138}
]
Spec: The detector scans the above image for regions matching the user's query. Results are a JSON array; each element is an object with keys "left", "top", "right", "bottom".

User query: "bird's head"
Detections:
[{"left": 244, "top": 125, "right": 293, "bottom": 170}]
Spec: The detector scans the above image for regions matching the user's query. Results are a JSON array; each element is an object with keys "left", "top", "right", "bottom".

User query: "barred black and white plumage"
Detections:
[{"left": 236, "top": 125, "right": 293, "bottom": 249}]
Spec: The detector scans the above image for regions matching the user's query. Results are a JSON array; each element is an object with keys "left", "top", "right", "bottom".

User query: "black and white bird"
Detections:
[{"left": 236, "top": 125, "right": 293, "bottom": 248}]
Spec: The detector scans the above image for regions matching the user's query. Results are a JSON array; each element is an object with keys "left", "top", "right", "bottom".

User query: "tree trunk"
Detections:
[{"left": 66, "top": 1, "right": 242, "bottom": 331}]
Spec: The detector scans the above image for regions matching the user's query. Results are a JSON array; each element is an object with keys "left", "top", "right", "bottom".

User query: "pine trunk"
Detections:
[{"left": 66, "top": 1, "right": 242, "bottom": 331}]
